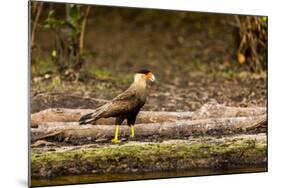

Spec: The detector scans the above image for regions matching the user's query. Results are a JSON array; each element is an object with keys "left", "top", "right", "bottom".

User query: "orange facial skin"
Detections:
[{"left": 145, "top": 72, "right": 155, "bottom": 81}]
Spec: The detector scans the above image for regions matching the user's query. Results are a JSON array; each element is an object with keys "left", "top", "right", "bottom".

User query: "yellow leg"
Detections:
[
  {"left": 130, "top": 125, "right": 135, "bottom": 139},
  {"left": 111, "top": 125, "right": 121, "bottom": 143}
]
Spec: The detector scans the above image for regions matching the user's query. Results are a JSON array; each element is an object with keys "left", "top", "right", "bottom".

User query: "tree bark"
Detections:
[
  {"left": 79, "top": 6, "right": 90, "bottom": 54},
  {"left": 31, "top": 2, "right": 43, "bottom": 48},
  {"left": 31, "top": 102, "right": 266, "bottom": 126},
  {"left": 31, "top": 114, "right": 266, "bottom": 144}
]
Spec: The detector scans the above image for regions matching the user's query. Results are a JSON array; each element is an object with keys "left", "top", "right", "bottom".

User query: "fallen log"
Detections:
[
  {"left": 31, "top": 114, "right": 267, "bottom": 144},
  {"left": 31, "top": 102, "right": 266, "bottom": 126},
  {"left": 31, "top": 109, "right": 193, "bottom": 127},
  {"left": 31, "top": 134, "right": 267, "bottom": 179},
  {"left": 235, "top": 115, "right": 267, "bottom": 132}
]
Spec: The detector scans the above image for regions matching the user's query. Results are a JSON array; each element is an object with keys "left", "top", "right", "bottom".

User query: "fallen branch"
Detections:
[
  {"left": 31, "top": 102, "right": 266, "bottom": 126},
  {"left": 31, "top": 134, "right": 267, "bottom": 179},
  {"left": 31, "top": 114, "right": 266, "bottom": 144},
  {"left": 235, "top": 115, "right": 267, "bottom": 131},
  {"left": 31, "top": 109, "right": 193, "bottom": 127}
]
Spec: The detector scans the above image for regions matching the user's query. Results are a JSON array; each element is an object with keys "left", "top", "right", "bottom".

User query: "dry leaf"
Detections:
[{"left": 237, "top": 53, "right": 246, "bottom": 64}]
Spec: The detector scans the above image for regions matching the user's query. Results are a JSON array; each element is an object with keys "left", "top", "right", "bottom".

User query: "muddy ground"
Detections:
[{"left": 31, "top": 74, "right": 266, "bottom": 113}]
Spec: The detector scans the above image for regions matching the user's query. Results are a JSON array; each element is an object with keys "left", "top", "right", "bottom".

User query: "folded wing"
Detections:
[{"left": 79, "top": 86, "right": 138, "bottom": 125}]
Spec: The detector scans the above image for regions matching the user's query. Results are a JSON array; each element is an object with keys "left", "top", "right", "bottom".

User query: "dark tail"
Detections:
[
  {"left": 79, "top": 112, "right": 95, "bottom": 125},
  {"left": 79, "top": 106, "right": 107, "bottom": 125},
  {"left": 79, "top": 103, "right": 111, "bottom": 125}
]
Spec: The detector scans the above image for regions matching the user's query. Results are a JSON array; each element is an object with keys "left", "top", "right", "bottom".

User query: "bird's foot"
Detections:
[{"left": 111, "top": 138, "right": 121, "bottom": 144}]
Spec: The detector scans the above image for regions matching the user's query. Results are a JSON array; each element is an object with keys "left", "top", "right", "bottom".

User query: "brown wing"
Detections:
[{"left": 99, "top": 86, "right": 139, "bottom": 118}]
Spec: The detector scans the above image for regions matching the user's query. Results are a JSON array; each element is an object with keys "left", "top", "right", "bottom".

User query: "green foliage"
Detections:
[
  {"left": 43, "top": 10, "right": 64, "bottom": 29},
  {"left": 32, "top": 58, "right": 57, "bottom": 76},
  {"left": 43, "top": 5, "right": 83, "bottom": 34},
  {"left": 42, "top": 4, "right": 89, "bottom": 75}
]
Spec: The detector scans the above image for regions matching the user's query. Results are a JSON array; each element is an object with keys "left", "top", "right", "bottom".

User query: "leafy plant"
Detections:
[
  {"left": 234, "top": 16, "right": 267, "bottom": 72},
  {"left": 43, "top": 4, "right": 90, "bottom": 79}
]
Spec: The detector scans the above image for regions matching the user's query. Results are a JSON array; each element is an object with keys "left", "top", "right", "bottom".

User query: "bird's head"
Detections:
[{"left": 134, "top": 69, "right": 155, "bottom": 82}]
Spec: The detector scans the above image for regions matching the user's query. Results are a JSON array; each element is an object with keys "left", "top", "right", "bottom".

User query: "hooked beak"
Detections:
[
  {"left": 150, "top": 74, "right": 155, "bottom": 82},
  {"left": 147, "top": 73, "right": 155, "bottom": 82}
]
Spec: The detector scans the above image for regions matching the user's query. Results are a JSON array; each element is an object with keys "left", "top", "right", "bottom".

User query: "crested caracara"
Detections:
[{"left": 79, "top": 69, "right": 155, "bottom": 143}]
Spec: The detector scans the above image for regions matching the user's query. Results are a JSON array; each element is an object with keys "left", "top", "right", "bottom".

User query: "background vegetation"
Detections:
[{"left": 30, "top": 1, "right": 267, "bottom": 112}]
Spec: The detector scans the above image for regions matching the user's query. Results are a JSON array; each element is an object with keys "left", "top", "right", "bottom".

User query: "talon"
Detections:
[
  {"left": 112, "top": 125, "right": 121, "bottom": 143},
  {"left": 111, "top": 138, "right": 121, "bottom": 143}
]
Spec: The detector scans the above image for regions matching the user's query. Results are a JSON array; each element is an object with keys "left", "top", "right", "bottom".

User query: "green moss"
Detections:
[
  {"left": 32, "top": 77, "right": 65, "bottom": 92},
  {"left": 32, "top": 58, "right": 57, "bottom": 76},
  {"left": 88, "top": 67, "right": 131, "bottom": 84},
  {"left": 31, "top": 139, "right": 267, "bottom": 178},
  {"left": 31, "top": 140, "right": 265, "bottom": 164},
  {"left": 95, "top": 82, "right": 109, "bottom": 91}
]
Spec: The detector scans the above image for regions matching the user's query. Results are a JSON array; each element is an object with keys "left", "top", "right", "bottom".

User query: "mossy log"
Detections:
[
  {"left": 31, "top": 102, "right": 266, "bottom": 126},
  {"left": 31, "top": 134, "right": 267, "bottom": 178},
  {"left": 31, "top": 115, "right": 266, "bottom": 144}
]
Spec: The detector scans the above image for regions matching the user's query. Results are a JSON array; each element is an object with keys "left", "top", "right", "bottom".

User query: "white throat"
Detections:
[{"left": 133, "top": 74, "right": 146, "bottom": 89}]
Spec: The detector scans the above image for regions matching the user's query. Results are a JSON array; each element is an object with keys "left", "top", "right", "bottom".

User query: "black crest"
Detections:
[{"left": 135, "top": 69, "right": 151, "bottom": 74}]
